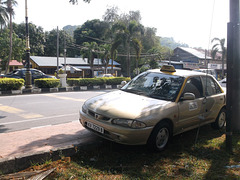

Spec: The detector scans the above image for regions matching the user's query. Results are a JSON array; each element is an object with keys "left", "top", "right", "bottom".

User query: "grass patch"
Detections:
[{"left": 24, "top": 125, "right": 240, "bottom": 179}]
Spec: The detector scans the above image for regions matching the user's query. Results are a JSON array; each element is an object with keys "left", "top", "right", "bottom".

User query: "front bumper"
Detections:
[{"left": 79, "top": 110, "right": 153, "bottom": 145}]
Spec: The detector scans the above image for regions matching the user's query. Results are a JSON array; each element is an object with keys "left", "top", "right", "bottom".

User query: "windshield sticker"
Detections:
[{"left": 189, "top": 102, "right": 198, "bottom": 111}]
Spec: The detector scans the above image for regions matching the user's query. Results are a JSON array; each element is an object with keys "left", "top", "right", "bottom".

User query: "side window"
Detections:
[
  {"left": 182, "top": 77, "right": 203, "bottom": 99},
  {"left": 202, "top": 76, "right": 221, "bottom": 96},
  {"left": 32, "top": 70, "right": 42, "bottom": 76}
]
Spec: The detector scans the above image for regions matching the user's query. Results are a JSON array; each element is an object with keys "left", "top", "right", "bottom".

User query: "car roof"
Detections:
[{"left": 147, "top": 68, "right": 207, "bottom": 78}]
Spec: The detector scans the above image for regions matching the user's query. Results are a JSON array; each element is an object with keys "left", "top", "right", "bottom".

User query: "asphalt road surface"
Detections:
[{"left": 0, "top": 90, "right": 113, "bottom": 133}]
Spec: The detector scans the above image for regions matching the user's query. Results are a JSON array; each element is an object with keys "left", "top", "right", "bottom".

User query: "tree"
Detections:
[
  {"left": 0, "top": 28, "right": 25, "bottom": 70},
  {"left": 102, "top": 6, "right": 119, "bottom": 24},
  {"left": 13, "top": 23, "right": 45, "bottom": 56},
  {"left": 80, "top": 42, "right": 98, "bottom": 78},
  {"left": 74, "top": 19, "right": 109, "bottom": 47},
  {"left": 0, "top": 0, "right": 8, "bottom": 32},
  {"left": 69, "top": 0, "right": 90, "bottom": 5},
  {"left": 44, "top": 29, "right": 76, "bottom": 57},
  {"left": 99, "top": 44, "right": 111, "bottom": 74},
  {"left": 211, "top": 38, "right": 226, "bottom": 78},
  {"left": 2, "top": 0, "right": 17, "bottom": 73},
  {"left": 111, "top": 20, "right": 143, "bottom": 77}
]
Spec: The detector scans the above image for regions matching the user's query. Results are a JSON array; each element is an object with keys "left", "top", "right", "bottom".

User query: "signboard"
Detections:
[{"left": 183, "top": 62, "right": 199, "bottom": 69}]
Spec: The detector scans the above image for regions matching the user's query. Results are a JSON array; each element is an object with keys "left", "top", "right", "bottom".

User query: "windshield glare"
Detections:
[{"left": 122, "top": 72, "right": 185, "bottom": 101}]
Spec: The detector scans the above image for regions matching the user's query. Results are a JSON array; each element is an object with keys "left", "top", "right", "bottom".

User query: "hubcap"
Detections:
[
  {"left": 156, "top": 127, "right": 169, "bottom": 149},
  {"left": 218, "top": 111, "right": 226, "bottom": 127}
]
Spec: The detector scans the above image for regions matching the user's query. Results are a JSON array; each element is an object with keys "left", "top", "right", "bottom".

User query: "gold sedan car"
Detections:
[{"left": 79, "top": 65, "right": 226, "bottom": 151}]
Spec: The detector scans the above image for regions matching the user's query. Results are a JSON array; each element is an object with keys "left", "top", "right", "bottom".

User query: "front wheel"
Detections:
[
  {"left": 147, "top": 121, "right": 172, "bottom": 152},
  {"left": 211, "top": 108, "right": 226, "bottom": 129}
]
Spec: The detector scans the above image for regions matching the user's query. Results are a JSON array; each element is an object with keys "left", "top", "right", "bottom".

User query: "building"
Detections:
[
  {"left": 30, "top": 56, "right": 121, "bottom": 78},
  {"left": 170, "top": 47, "right": 226, "bottom": 76},
  {"left": 0, "top": 60, "right": 24, "bottom": 73}
]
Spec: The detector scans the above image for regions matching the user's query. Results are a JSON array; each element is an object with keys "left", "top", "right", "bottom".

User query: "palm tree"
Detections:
[
  {"left": 111, "top": 20, "right": 143, "bottom": 77},
  {"left": 3, "top": 0, "right": 17, "bottom": 74},
  {"left": 0, "top": 0, "right": 8, "bottom": 32},
  {"left": 81, "top": 42, "right": 98, "bottom": 78},
  {"left": 99, "top": 44, "right": 111, "bottom": 74},
  {"left": 211, "top": 38, "right": 226, "bottom": 78}
]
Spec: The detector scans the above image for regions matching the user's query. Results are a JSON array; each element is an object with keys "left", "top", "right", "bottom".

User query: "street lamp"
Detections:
[{"left": 25, "top": 0, "right": 32, "bottom": 89}]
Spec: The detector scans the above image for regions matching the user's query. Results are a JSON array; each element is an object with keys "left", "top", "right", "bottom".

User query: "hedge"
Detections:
[
  {"left": 104, "top": 77, "right": 131, "bottom": 85},
  {"left": 67, "top": 77, "right": 131, "bottom": 86},
  {"left": 34, "top": 78, "right": 60, "bottom": 88},
  {"left": 0, "top": 78, "right": 25, "bottom": 91}
]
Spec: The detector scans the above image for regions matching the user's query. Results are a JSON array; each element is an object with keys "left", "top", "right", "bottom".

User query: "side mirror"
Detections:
[
  {"left": 181, "top": 93, "right": 195, "bottom": 100},
  {"left": 120, "top": 81, "right": 127, "bottom": 87}
]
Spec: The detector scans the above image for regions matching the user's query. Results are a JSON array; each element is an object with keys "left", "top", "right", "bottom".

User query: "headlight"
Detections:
[
  {"left": 112, "top": 119, "right": 146, "bottom": 129},
  {"left": 82, "top": 104, "right": 87, "bottom": 114}
]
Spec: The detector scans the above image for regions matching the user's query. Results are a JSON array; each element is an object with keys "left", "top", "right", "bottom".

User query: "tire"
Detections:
[
  {"left": 211, "top": 108, "right": 226, "bottom": 129},
  {"left": 147, "top": 121, "right": 172, "bottom": 152}
]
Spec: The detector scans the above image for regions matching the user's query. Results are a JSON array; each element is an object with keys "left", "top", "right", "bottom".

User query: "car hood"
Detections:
[{"left": 85, "top": 90, "right": 171, "bottom": 119}]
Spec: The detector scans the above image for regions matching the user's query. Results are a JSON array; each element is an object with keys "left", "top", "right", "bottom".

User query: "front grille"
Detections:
[{"left": 88, "top": 110, "right": 110, "bottom": 121}]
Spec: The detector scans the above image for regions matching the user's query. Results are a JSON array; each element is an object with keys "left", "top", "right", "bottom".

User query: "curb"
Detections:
[
  {"left": 0, "top": 85, "right": 122, "bottom": 96},
  {"left": 0, "top": 136, "right": 102, "bottom": 174}
]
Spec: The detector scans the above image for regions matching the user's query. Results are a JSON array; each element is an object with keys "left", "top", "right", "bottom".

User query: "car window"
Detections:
[
  {"left": 122, "top": 72, "right": 184, "bottom": 101},
  {"left": 202, "top": 76, "right": 222, "bottom": 96},
  {"left": 182, "top": 77, "right": 203, "bottom": 99},
  {"left": 32, "top": 70, "right": 43, "bottom": 76}
]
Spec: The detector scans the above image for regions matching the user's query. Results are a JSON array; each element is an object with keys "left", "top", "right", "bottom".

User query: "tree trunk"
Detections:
[
  {"left": 127, "top": 42, "right": 130, "bottom": 77},
  {"left": 5, "top": 11, "right": 12, "bottom": 74}
]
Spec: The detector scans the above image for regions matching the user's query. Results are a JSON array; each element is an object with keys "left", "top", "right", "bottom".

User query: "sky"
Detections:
[{"left": 13, "top": 0, "right": 229, "bottom": 49}]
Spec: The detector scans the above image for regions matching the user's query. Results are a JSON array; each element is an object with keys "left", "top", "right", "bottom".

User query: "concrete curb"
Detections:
[
  {"left": 0, "top": 84, "right": 122, "bottom": 96},
  {"left": 0, "top": 136, "right": 101, "bottom": 174}
]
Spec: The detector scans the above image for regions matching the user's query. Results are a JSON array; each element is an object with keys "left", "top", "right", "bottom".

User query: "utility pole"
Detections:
[
  {"left": 25, "top": 0, "right": 32, "bottom": 89},
  {"left": 226, "top": 0, "right": 240, "bottom": 153},
  {"left": 64, "top": 34, "right": 67, "bottom": 73},
  {"left": 57, "top": 26, "right": 59, "bottom": 78}
]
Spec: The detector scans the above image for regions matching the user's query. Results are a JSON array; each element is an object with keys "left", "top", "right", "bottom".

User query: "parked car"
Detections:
[
  {"left": 79, "top": 65, "right": 226, "bottom": 151},
  {"left": 96, "top": 74, "right": 114, "bottom": 78},
  {"left": 0, "top": 68, "right": 56, "bottom": 83},
  {"left": 219, "top": 78, "right": 226, "bottom": 87}
]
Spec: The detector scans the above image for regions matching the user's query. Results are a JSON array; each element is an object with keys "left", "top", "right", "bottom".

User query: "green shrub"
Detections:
[
  {"left": 0, "top": 78, "right": 25, "bottom": 91},
  {"left": 34, "top": 78, "right": 60, "bottom": 88},
  {"left": 104, "top": 77, "right": 131, "bottom": 85},
  {"left": 67, "top": 78, "right": 79, "bottom": 86},
  {"left": 67, "top": 77, "right": 131, "bottom": 86}
]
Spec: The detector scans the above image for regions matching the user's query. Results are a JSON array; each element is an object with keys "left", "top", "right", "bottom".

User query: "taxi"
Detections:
[{"left": 79, "top": 65, "right": 226, "bottom": 151}]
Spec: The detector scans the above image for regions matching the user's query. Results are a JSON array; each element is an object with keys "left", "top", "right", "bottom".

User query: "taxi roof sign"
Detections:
[{"left": 160, "top": 65, "right": 176, "bottom": 72}]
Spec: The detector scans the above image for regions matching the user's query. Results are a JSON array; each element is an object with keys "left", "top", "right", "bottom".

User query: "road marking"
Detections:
[
  {"left": 0, "top": 113, "right": 78, "bottom": 125},
  {"left": 42, "top": 94, "right": 86, "bottom": 102},
  {"left": 30, "top": 125, "right": 52, "bottom": 129},
  {"left": 0, "top": 104, "right": 43, "bottom": 119},
  {"left": 19, "top": 113, "right": 44, "bottom": 119},
  {"left": 0, "top": 105, "right": 24, "bottom": 114}
]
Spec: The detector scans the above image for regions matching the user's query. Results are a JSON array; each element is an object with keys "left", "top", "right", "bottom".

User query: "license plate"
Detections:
[{"left": 86, "top": 122, "right": 104, "bottom": 134}]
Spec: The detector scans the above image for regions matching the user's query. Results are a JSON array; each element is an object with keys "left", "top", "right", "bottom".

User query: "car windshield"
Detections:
[{"left": 121, "top": 72, "right": 185, "bottom": 101}]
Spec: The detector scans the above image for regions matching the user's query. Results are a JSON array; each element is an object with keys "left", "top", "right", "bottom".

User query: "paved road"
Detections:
[{"left": 0, "top": 90, "right": 113, "bottom": 133}]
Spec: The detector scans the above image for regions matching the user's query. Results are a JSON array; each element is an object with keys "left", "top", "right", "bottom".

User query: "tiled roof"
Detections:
[
  {"left": 30, "top": 56, "right": 120, "bottom": 67},
  {"left": 8, "top": 60, "right": 23, "bottom": 66}
]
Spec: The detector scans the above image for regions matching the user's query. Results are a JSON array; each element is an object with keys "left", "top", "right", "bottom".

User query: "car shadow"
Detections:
[{"left": 70, "top": 125, "right": 239, "bottom": 179}]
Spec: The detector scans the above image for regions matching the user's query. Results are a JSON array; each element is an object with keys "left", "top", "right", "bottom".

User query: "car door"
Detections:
[
  {"left": 31, "top": 70, "right": 43, "bottom": 81},
  {"left": 201, "top": 76, "right": 225, "bottom": 122},
  {"left": 177, "top": 76, "right": 206, "bottom": 131}
]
